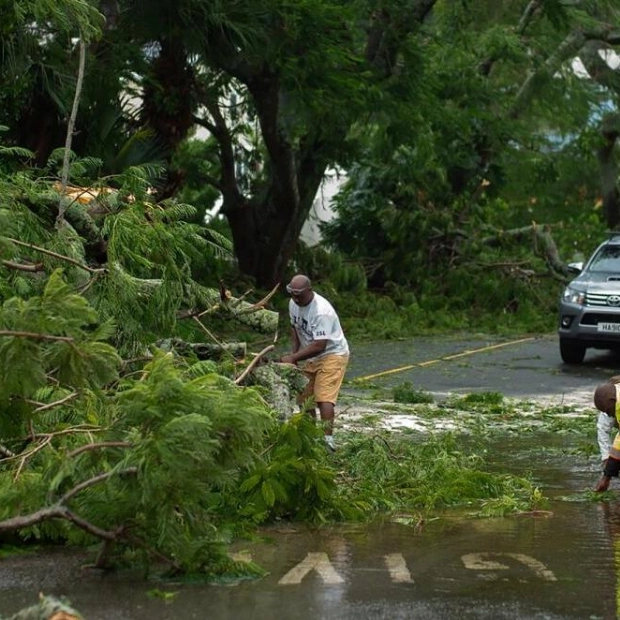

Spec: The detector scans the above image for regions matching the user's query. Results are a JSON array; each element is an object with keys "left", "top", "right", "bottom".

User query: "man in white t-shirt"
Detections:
[{"left": 280, "top": 274, "right": 349, "bottom": 451}]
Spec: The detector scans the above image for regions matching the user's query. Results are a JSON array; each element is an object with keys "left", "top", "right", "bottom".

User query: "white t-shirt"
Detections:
[
  {"left": 598, "top": 410, "right": 619, "bottom": 461},
  {"left": 289, "top": 292, "right": 349, "bottom": 360}
]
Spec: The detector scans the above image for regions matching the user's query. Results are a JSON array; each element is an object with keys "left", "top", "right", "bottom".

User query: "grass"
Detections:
[{"left": 393, "top": 382, "right": 434, "bottom": 404}]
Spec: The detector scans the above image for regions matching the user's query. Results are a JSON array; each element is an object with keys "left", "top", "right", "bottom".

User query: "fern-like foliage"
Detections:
[
  {"left": 0, "top": 140, "right": 279, "bottom": 576},
  {"left": 237, "top": 414, "right": 344, "bottom": 524}
]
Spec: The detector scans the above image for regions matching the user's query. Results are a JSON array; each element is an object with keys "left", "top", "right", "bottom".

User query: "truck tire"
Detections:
[{"left": 559, "top": 338, "right": 586, "bottom": 364}]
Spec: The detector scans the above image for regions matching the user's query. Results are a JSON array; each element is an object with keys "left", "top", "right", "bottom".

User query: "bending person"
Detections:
[
  {"left": 280, "top": 274, "right": 350, "bottom": 452},
  {"left": 594, "top": 380, "right": 620, "bottom": 492}
]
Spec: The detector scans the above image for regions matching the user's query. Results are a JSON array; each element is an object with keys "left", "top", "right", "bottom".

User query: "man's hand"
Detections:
[
  {"left": 280, "top": 354, "right": 297, "bottom": 365},
  {"left": 595, "top": 475, "right": 612, "bottom": 492}
]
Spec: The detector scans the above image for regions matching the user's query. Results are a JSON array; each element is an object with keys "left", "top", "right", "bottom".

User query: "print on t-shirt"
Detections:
[{"left": 289, "top": 293, "right": 349, "bottom": 359}]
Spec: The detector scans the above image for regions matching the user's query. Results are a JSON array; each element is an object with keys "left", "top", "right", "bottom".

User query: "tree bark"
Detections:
[
  {"left": 157, "top": 339, "right": 247, "bottom": 360},
  {"left": 598, "top": 114, "right": 620, "bottom": 229},
  {"left": 480, "top": 223, "right": 570, "bottom": 277},
  {"left": 579, "top": 43, "right": 620, "bottom": 229},
  {"left": 215, "top": 2, "right": 439, "bottom": 287},
  {"left": 227, "top": 184, "right": 321, "bottom": 287}
]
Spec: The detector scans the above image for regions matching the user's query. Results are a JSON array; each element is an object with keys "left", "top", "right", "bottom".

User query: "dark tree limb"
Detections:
[
  {"left": 480, "top": 224, "right": 570, "bottom": 277},
  {"left": 197, "top": 93, "right": 245, "bottom": 207},
  {"left": 511, "top": 27, "right": 620, "bottom": 119},
  {"left": 0, "top": 469, "right": 138, "bottom": 541}
]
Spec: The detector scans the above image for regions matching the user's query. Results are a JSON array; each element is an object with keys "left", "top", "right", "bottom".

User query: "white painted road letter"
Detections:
[
  {"left": 279, "top": 552, "right": 345, "bottom": 585},
  {"left": 461, "top": 552, "right": 557, "bottom": 581},
  {"left": 384, "top": 553, "right": 414, "bottom": 583}
]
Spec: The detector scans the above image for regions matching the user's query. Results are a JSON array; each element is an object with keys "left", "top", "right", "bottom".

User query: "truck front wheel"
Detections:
[{"left": 559, "top": 338, "right": 586, "bottom": 364}]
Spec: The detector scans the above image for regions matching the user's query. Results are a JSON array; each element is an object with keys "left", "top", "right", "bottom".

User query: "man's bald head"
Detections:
[
  {"left": 289, "top": 274, "right": 311, "bottom": 290},
  {"left": 286, "top": 274, "right": 313, "bottom": 306},
  {"left": 594, "top": 382, "right": 617, "bottom": 417}
]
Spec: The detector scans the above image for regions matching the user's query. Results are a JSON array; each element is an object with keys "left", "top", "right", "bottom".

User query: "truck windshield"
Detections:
[{"left": 588, "top": 245, "right": 620, "bottom": 272}]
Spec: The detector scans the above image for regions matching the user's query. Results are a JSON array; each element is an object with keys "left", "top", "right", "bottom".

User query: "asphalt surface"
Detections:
[{"left": 345, "top": 332, "right": 620, "bottom": 407}]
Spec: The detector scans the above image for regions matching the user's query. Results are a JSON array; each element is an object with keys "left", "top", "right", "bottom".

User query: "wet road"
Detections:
[
  {"left": 3, "top": 333, "right": 620, "bottom": 620},
  {"left": 346, "top": 333, "right": 620, "bottom": 406}
]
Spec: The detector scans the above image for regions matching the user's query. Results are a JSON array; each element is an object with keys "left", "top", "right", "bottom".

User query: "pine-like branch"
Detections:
[
  {"left": 67, "top": 441, "right": 132, "bottom": 458},
  {"left": 60, "top": 467, "right": 138, "bottom": 504},
  {"left": 5, "top": 237, "right": 105, "bottom": 273},
  {"left": 0, "top": 330, "right": 74, "bottom": 342}
]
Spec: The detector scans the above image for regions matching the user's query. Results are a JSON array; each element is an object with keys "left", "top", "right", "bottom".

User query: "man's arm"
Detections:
[
  {"left": 597, "top": 456, "right": 620, "bottom": 492},
  {"left": 598, "top": 411, "right": 614, "bottom": 463},
  {"left": 290, "top": 327, "right": 300, "bottom": 354},
  {"left": 597, "top": 427, "right": 620, "bottom": 492},
  {"left": 281, "top": 339, "right": 326, "bottom": 364}
]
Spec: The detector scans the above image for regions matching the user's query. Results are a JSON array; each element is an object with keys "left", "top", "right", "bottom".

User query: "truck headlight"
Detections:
[{"left": 562, "top": 287, "right": 585, "bottom": 305}]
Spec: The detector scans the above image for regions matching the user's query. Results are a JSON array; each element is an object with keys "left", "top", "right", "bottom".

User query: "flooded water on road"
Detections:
[
  {"left": 1, "top": 433, "right": 618, "bottom": 619},
  {"left": 2, "top": 335, "right": 620, "bottom": 619}
]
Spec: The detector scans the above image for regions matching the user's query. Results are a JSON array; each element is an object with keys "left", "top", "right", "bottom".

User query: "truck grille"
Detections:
[
  {"left": 581, "top": 312, "right": 620, "bottom": 325},
  {"left": 586, "top": 292, "right": 620, "bottom": 306}
]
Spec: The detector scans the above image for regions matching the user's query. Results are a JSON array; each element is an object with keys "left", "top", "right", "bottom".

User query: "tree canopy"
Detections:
[{"left": 1, "top": 1, "right": 617, "bottom": 287}]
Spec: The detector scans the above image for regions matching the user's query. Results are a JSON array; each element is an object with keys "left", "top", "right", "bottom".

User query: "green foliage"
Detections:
[
  {"left": 0, "top": 140, "right": 285, "bottom": 575},
  {"left": 173, "top": 139, "right": 229, "bottom": 224},
  {"left": 448, "top": 392, "right": 505, "bottom": 409},
  {"left": 0, "top": 350, "right": 278, "bottom": 573},
  {"left": 23, "top": 0, "right": 103, "bottom": 41},
  {"left": 0, "top": 0, "right": 612, "bottom": 581},
  {"left": 335, "top": 432, "right": 543, "bottom": 517},
  {"left": 0, "top": 154, "right": 235, "bottom": 353},
  {"left": 234, "top": 417, "right": 546, "bottom": 528},
  {"left": 393, "top": 382, "right": 434, "bottom": 405},
  {"left": 237, "top": 414, "right": 345, "bottom": 523},
  {"left": 0, "top": 270, "right": 121, "bottom": 406},
  {"left": 291, "top": 242, "right": 367, "bottom": 294}
]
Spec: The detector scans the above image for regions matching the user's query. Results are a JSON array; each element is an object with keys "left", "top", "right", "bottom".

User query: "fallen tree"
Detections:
[
  {"left": 479, "top": 223, "right": 572, "bottom": 280},
  {"left": 0, "top": 161, "right": 299, "bottom": 575}
]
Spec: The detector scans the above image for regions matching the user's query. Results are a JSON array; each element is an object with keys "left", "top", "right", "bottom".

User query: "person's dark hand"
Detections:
[
  {"left": 602, "top": 458, "right": 608, "bottom": 471},
  {"left": 595, "top": 475, "right": 612, "bottom": 492},
  {"left": 280, "top": 354, "right": 297, "bottom": 365}
]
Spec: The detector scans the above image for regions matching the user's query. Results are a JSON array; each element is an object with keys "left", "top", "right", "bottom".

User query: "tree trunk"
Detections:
[
  {"left": 142, "top": 38, "right": 195, "bottom": 198},
  {"left": 208, "top": 1, "right": 439, "bottom": 288},
  {"left": 227, "top": 188, "right": 318, "bottom": 287},
  {"left": 223, "top": 93, "right": 329, "bottom": 287},
  {"left": 597, "top": 114, "right": 620, "bottom": 229}
]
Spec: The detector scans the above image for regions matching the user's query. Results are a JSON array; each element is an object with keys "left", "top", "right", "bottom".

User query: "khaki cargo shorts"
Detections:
[{"left": 298, "top": 354, "right": 349, "bottom": 405}]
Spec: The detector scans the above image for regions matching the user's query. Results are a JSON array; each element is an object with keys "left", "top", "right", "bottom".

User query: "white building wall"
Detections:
[{"left": 300, "top": 168, "right": 345, "bottom": 246}]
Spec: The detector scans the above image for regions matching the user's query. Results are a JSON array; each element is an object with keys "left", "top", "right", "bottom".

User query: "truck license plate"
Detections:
[{"left": 597, "top": 322, "right": 620, "bottom": 333}]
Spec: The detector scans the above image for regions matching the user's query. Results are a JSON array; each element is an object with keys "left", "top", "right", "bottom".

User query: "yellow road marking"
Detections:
[{"left": 354, "top": 337, "right": 536, "bottom": 382}]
